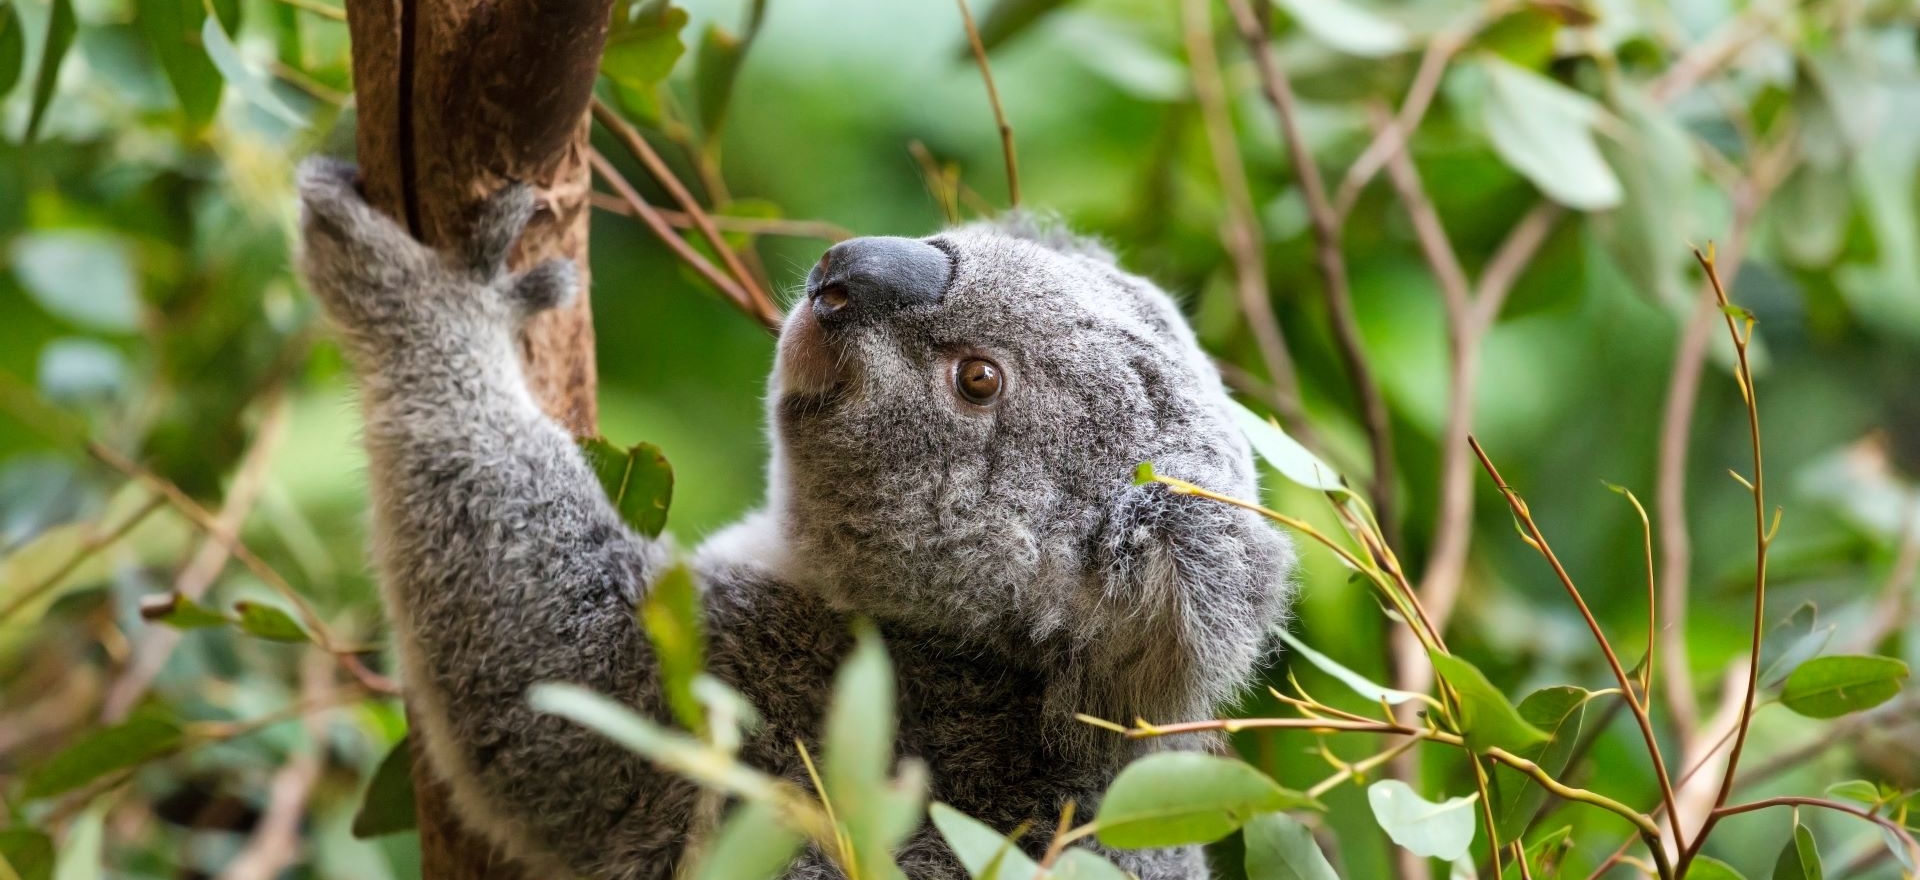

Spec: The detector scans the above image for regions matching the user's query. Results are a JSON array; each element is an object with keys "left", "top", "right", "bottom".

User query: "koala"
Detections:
[{"left": 295, "top": 157, "right": 1294, "bottom": 880}]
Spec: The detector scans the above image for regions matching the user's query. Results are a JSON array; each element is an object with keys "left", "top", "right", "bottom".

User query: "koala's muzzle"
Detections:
[{"left": 807, "top": 236, "right": 951, "bottom": 326}]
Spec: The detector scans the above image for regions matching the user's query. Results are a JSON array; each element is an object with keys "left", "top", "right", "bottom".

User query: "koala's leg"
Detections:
[
  {"left": 1078, "top": 474, "right": 1294, "bottom": 726},
  {"left": 296, "top": 159, "right": 686, "bottom": 879}
]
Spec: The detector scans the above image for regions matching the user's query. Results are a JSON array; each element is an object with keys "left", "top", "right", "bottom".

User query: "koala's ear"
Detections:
[{"left": 966, "top": 209, "right": 1118, "bottom": 265}]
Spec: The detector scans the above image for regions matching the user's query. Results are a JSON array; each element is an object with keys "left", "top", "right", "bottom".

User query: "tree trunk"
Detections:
[{"left": 339, "top": 0, "right": 615, "bottom": 874}]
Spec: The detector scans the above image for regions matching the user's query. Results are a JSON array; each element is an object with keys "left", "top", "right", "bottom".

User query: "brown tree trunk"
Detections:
[{"left": 339, "top": 0, "right": 615, "bottom": 874}]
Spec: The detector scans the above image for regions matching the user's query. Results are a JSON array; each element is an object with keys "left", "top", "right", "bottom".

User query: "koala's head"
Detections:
[{"left": 767, "top": 215, "right": 1262, "bottom": 649}]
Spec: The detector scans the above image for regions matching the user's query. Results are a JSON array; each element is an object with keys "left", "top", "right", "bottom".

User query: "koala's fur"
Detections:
[{"left": 295, "top": 158, "right": 1294, "bottom": 880}]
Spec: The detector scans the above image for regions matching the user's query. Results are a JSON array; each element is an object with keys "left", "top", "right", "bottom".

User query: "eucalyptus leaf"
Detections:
[
  {"left": 929, "top": 803, "right": 1040, "bottom": 880},
  {"left": 1779, "top": 654, "right": 1908, "bottom": 719},
  {"left": 0, "top": 830, "right": 53, "bottom": 880},
  {"left": 694, "top": 23, "right": 744, "bottom": 138},
  {"left": 1271, "top": 0, "right": 1406, "bottom": 58},
  {"left": 1479, "top": 56, "right": 1622, "bottom": 210},
  {"left": 1492, "top": 687, "right": 1593, "bottom": 841},
  {"left": 602, "top": 1, "right": 687, "bottom": 122},
  {"left": 1771, "top": 820, "right": 1822, "bottom": 880},
  {"left": 1275, "top": 627, "right": 1425, "bottom": 706},
  {"left": 9, "top": 233, "right": 141, "bottom": 333},
  {"left": 1050, "top": 850, "right": 1130, "bottom": 880},
  {"left": 1759, "top": 602, "right": 1835, "bottom": 688},
  {"left": 689, "top": 800, "right": 804, "bottom": 880},
  {"left": 640, "top": 564, "right": 706, "bottom": 733},
  {"left": 0, "top": 0, "right": 24, "bottom": 99},
  {"left": 530, "top": 682, "right": 782, "bottom": 801},
  {"left": 1367, "top": 780, "right": 1477, "bottom": 862},
  {"left": 1094, "top": 752, "right": 1315, "bottom": 849},
  {"left": 1429, "top": 653, "right": 1549, "bottom": 754},
  {"left": 351, "top": 735, "right": 417, "bottom": 838},
  {"left": 1687, "top": 856, "right": 1749, "bottom": 880},
  {"left": 134, "top": 0, "right": 222, "bottom": 126},
  {"left": 1230, "top": 399, "right": 1344, "bottom": 492},
  {"left": 1244, "top": 811, "right": 1340, "bottom": 880},
  {"left": 968, "top": 0, "right": 1070, "bottom": 55},
  {"left": 200, "top": 16, "right": 305, "bottom": 126},
  {"left": 234, "top": 600, "right": 309, "bottom": 643},
  {"left": 579, "top": 437, "right": 674, "bottom": 538},
  {"left": 22, "top": 713, "right": 183, "bottom": 800},
  {"left": 143, "top": 592, "right": 232, "bottom": 629},
  {"left": 23, "top": 0, "right": 73, "bottom": 143}
]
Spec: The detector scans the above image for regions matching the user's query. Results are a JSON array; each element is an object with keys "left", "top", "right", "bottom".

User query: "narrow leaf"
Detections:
[
  {"left": 23, "top": 0, "right": 73, "bottom": 143},
  {"left": 1491, "top": 687, "right": 1593, "bottom": 841},
  {"left": 1687, "top": 856, "right": 1749, "bottom": 880},
  {"left": 1771, "top": 820, "right": 1823, "bottom": 880},
  {"left": 929, "top": 803, "right": 1040, "bottom": 880},
  {"left": 689, "top": 800, "right": 805, "bottom": 880},
  {"left": 1275, "top": 628, "right": 1425, "bottom": 706},
  {"left": 234, "top": 601, "right": 309, "bottom": 643},
  {"left": 1230, "top": 399, "right": 1344, "bottom": 492},
  {"left": 22, "top": 713, "right": 182, "bottom": 800},
  {"left": 1479, "top": 57, "right": 1622, "bottom": 210},
  {"left": 0, "top": 0, "right": 24, "bottom": 99},
  {"left": 0, "top": 830, "right": 54, "bottom": 880},
  {"left": 351, "top": 735, "right": 418, "bottom": 838},
  {"left": 1271, "top": 0, "right": 1407, "bottom": 57},
  {"left": 200, "top": 15, "right": 305, "bottom": 126},
  {"left": 141, "top": 592, "right": 232, "bottom": 629}
]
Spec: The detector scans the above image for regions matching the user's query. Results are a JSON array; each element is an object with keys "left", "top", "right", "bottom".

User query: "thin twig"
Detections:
[
  {"left": 0, "top": 495, "right": 167, "bottom": 624},
  {"left": 1181, "top": 0, "right": 1313, "bottom": 440},
  {"left": 1470, "top": 437, "right": 1686, "bottom": 848},
  {"left": 589, "top": 149, "right": 776, "bottom": 328},
  {"left": 588, "top": 192, "right": 852, "bottom": 242},
  {"left": 1332, "top": 25, "right": 1472, "bottom": 219},
  {"left": 103, "top": 391, "right": 292, "bottom": 722},
  {"left": 1222, "top": 0, "right": 1399, "bottom": 547},
  {"left": 591, "top": 99, "right": 783, "bottom": 326},
  {"left": 85, "top": 442, "right": 398, "bottom": 696},
  {"left": 954, "top": 0, "right": 1020, "bottom": 207}
]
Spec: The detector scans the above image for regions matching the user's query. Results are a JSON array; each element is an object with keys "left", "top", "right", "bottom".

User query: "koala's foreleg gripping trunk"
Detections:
[{"left": 297, "top": 159, "right": 685, "bottom": 879}]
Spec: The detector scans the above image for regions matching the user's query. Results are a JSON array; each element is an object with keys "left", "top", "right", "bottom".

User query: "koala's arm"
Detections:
[
  {"left": 1083, "top": 460, "right": 1293, "bottom": 723},
  {"left": 296, "top": 160, "right": 689, "bottom": 878}
]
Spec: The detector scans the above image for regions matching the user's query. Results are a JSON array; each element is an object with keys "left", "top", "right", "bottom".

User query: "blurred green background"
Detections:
[{"left": 2, "top": 0, "right": 1918, "bottom": 876}]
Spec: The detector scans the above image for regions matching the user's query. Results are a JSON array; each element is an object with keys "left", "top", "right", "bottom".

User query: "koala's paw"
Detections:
[{"left": 295, "top": 158, "right": 577, "bottom": 350}]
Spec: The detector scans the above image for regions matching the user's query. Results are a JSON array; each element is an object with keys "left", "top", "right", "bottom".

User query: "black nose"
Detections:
[{"left": 806, "top": 236, "right": 951, "bottom": 325}]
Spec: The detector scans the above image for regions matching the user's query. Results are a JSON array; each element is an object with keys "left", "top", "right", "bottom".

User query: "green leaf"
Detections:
[
  {"left": 1271, "top": 0, "right": 1406, "bottom": 58},
  {"left": 0, "top": 0, "right": 24, "bottom": 99},
  {"left": 1050, "top": 850, "right": 1130, "bottom": 880},
  {"left": 1824, "top": 780, "right": 1883, "bottom": 805},
  {"left": 1230, "top": 399, "right": 1344, "bottom": 492},
  {"left": 1759, "top": 602, "right": 1835, "bottom": 688},
  {"left": 1779, "top": 654, "right": 1908, "bottom": 719},
  {"left": 1771, "top": 820, "right": 1823, "bottom": 880},
  {"left": 138, "top": 592, "right": 230, "bottom": 629},
  {"left": 1471, "top": 7, "right": 1560, "bottom": 69},
  {"left": 602, "top": 0, "right": 687, "bottom": 123},
  {"left": 1500, "top": 826, "right": 1585, "bottom": 880},
  {"left": 1491, "top": 686, "right": 1593, "bottom": 841},
  {"left": 1687, "top": 856, "right": 1750, "bottom": 880},
  {"left": 1478, "top": 56, "right": 1621, "bottom": 210},
  {"left": 351, "top": 735, "right": 418, "bottom": 838},
  {"left": 50, "top": 805, "right": 102, "bottom": 880},
  {"left": 1094, "top": 752, "right": 1315, "bottom": 849},
  {"left": 1367, "top": 779, "right": 1478, "bottom": 862},
  {"left": 1244, "top": 811, "right": 1339, "bottom": 880},
  {"left": 1429, "top": 653, "right": 1549, "bottom": 753},
  {"left": 234, "top": 600, "right": 309, "bottom": 642},
  {"left": 824, "top": 627, "right": 924, "bottom": 874},
  {"left": 23, "top": 0, "right": 73, "bottom": 143},
  {"left": 689, "top": 800, "right": 805, "bottom": 880},
  {"left": 8, "top": 233, "right": 141, "bottom": 333},
  {"left": 1275, "top": 628, "right": 1425, "bottom": 706},
  {"left": 640, "top": 564, "right": 707, "bottom": 733},
  {"left": 529, "top": 682, "right": 783, "bottom": 801},
  {"left": 929, "top": 803, "right": 1040, "bottom": 880},
  {"left": 578, "top": 437, "right": 674, "bottom": 538},
  {"left": 0, "top": 830, "right": 54, "bottom": 880},
  {"left": 694, "top": 23, "right": 743, "bottom": 139},
  {"left": 22, "top": 713, "right": 183, "bottom": 800},
  {"left": 134, "top": 0, "right": 223, "bottom": 127},
  {"left": 200, "top": 15, "right": 304, "bottom": 127}
]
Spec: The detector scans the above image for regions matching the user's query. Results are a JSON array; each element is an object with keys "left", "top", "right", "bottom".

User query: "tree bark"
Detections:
[{"left": 339, "top": 0, "right": 615, "bottom": 874}]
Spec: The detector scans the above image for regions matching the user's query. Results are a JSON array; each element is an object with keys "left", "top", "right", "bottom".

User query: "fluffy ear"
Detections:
[{"left": 961, "top": 209, "right": 1118, "bottom": 265}]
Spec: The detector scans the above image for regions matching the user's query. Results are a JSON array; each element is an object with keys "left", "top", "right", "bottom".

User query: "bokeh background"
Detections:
[{"left": 2, "top": 0, "right": 1917, "bottom": 877}]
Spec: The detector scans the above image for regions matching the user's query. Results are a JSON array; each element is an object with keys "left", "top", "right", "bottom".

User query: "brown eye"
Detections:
[{"left": 955, "top": 357, "right": 1004, "bottom": 406}]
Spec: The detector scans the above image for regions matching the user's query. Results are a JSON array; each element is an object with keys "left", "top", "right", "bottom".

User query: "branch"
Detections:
[
  {"left": 588, "top": 192, "right": 851, "bottom": 242},
  {"left": 589, "top": 149, "right": 777, "bottom": 329},
  {"left": 1221, "top": 0, "right": 1399, "bottom": 545},
  {"left": 954, "top": 0, "right": 1020, "bottom": 206}
]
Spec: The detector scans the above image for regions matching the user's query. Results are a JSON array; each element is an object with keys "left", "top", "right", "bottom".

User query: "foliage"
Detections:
[{"left": 4, "top": 0, "right": 1920, "bottom": 877}]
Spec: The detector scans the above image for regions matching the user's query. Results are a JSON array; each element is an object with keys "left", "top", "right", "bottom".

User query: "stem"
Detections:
[
  {"left": 588, "top": 149, "right": 767, "bottom": 326},
  {"left": 953, "top": 0, "right": 1020, "bottom": 207},
  {"left": 0, "top": 494, "right": 167, "bottom": 624},
  {"left": 1469, "top": 438, "right": 1686, "bottom": 849}
]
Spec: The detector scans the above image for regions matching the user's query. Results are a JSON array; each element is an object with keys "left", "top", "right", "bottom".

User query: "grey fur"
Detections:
[{"left": 296, "top": 159, "right": 1294, "bottom": 880}]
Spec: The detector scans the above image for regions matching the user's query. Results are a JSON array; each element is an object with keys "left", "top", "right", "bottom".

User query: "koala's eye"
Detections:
[{"left": 954, "top": 358, "right": 1004, "bottom": 406}]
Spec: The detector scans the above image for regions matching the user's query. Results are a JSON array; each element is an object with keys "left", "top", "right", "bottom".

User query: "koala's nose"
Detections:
[{"left": 806, "top": 236, "right": 952, "bottom": 326}]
